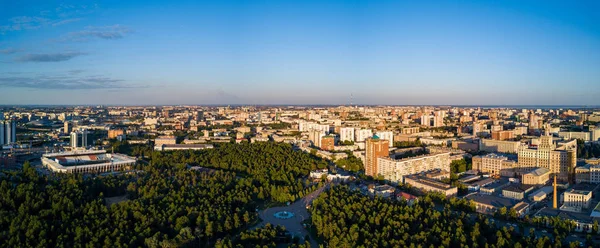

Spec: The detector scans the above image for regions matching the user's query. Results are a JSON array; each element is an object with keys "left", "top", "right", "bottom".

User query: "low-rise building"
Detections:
[
  {"left": 522, "top": 167, "right": 551, "bottom": 185},
  {"left": 404, "top": 175, "right": 457, "bottom": 196},
  {"left": 155, "top": 136, "right": 177, "bottom": 146},
  {"left": 480, "top": 179, "right": 511, "bottom": 194},
  {"left": 154, "top": 144, "right": 214, "bottom": 151},
  {"left": 561, "top": 189, "right": 593, "bottom": 212},
  {"left": 528, "top": 186, "right": 553, "bottom": 202},
  {"left": 368, "top": 184, "right": 396, "bottom": 198},
  {"left": 575, "top": 164, "right": 600, "bottom": 183},
  {"left": 491, "top": 130, "right": 514, "bottom": 141},
  {"left": 466, "top": 194, "right": 519, "bottom": 214},
  {"left": 502, "top": 184, "right": 535, "bottom": 200},
  {"left": 480, "top": 139, "right": 520, "bottom": 153},
  {"left": 396, "top": 192, "right": 418, "bottom": 206}
]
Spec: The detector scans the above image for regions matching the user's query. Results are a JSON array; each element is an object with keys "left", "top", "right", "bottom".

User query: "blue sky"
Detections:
[{"left": 1, "top": 0, "right": 599, "bottom": 105}]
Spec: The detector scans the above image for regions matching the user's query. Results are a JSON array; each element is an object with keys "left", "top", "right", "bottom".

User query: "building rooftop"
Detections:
[
  {"left": 481, "top": 179, "right": 510, "bottom": 190},
  {"left": 466, "top": 194, "right": 518, "bottom": 208},
  {"left": 503, "top": 184, "right": 535, "bottom": 193},
  {"left": 469, "top": 178, "right": 496, "bottom": 187},
  {"left": 524, "top": 167, "right": 551, "bottom": 176},
  {"left": 564, "top": 189, "right": 592, "bottom": 195},
  {"left": 513, "top": 201, "right": 529, "bottom": 212},
  {"left": 537, "top": 207, "right": 598, "bottom": 224},
  {"left": 161, "top": 144, "right": 214, "bottom": 148},
  {"left": 405, "top": 175, "right": 455, "bottom": 190}
]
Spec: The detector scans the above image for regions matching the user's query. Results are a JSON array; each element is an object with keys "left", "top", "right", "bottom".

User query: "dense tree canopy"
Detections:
[
  {"left": 335, "top": 153, "right": 363, "bottom": 172},
  {"left": 310, "top": 185, "right": 568, "bottom": 248},
  {"left": 0, "top": 142, "right": 325, "bottom": 247}
]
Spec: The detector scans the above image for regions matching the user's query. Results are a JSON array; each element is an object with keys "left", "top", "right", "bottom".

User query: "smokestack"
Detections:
[{"left": 553, "top": 175, "right": 558, "bottom": 209}]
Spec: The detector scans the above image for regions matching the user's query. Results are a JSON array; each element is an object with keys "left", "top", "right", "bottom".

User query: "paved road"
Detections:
[{"left": 253, "top": 184, "right": 328, "bottom": 248}]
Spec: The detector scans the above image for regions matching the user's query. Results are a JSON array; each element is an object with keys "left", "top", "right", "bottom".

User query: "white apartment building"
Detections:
[
  {"left": 433, "top": 111, "right": 445, "bottom": 127},
  {"left": 421, "top": 115, "right": 432, "bottom": 127},
  {"left": 558, "top": 131, "right": 591, "bottom": 141},
  {"left": 377, "top": 152, "right": 451, "bottom": 183},
  {"left": 340, "top": 127, "right": 355, "bottom": 142},
  {"left": 355, "top": 128, "right": 373, "bottom": 142},
  {"left": 299, "top": 121, "right": 329, "bottom": 134},
  {"left": 375, "top": 131, "right": 394, "bottom": 147}
]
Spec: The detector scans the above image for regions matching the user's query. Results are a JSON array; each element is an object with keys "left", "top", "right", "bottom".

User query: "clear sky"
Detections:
[{"left": 1, "top": 0, "right": 599, "bottom": 105}]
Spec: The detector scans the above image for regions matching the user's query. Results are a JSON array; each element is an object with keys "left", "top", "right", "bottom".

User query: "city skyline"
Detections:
[{"left": 1, "top": 0, "right": 600, "bottom": 105}]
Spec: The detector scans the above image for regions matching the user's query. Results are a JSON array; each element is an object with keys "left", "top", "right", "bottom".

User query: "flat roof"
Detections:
[
  {"left": 503, "top": 184, "right": 535, "bottom": 193},
  {"left": 537, "top": 207, "right": 598, "bottom": 224},
  {"left": 161, "top": 144, "right": 214, "bottom": 148},
  {"left": 466, "top": 194, "right": 517, "bottom": 208},
  {"left": 565, "top": 189, "right": 592, "bottom": 195}
]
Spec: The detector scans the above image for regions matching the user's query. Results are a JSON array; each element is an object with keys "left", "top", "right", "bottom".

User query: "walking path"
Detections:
[{"left": 253, "top": 184, "right": 328, "bottom": 248}]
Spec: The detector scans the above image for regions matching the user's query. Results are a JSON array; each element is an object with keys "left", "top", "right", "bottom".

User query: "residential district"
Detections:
[{"left": 2, "top": 105, "right": 600, "bottom": 245}]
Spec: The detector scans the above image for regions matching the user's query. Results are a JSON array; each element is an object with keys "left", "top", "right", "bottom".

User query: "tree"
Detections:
[{"left": 450, "top": 159, "right": 467, "bottom": 173}]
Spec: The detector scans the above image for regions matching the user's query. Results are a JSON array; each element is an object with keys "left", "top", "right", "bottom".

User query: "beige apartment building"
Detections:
[
  {"left": 154, "top": 136, "right": 177, "bottom": 146},
  {"left": 377, "top": 152, "right": 451, "bottom": 183},
  {"left": 472, "top": 153, "right": 517, "bottom": 176},
  {"left": 401, "top": 127, "right": 420, "bottom": 135},
  {"left": 491, "top": 130, "right": 514, "bottom": 141},
  {"left": 518, "top": 134, "right": 576, "bottom": 182}
]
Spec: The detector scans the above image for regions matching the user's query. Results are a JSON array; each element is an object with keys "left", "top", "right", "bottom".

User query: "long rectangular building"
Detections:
[
  {"left": 377, "top": 152, "right": 451, "bottom": 183},
  {"left": 404, "top": 175, "right": 457, "bottom": 196},
  {"left": 479, "top": 139, "right": 520, "bottom": 153}
]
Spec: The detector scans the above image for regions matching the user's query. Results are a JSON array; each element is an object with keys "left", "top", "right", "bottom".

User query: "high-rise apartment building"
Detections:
[
  {"left": 70, "top": 129, "right": 89, "bottom": 148},
  {"left": 355, "top": 129, "right": 373, "bottom": 142},
  {"left": 375, "top": 131, "right": 394, "bottom": 147},
  {"left": 0, "top": 113, "right": 4, "bottom": 146},
  {"left": 0, "top": 117, "right": 17, "bottom": 145},
  {"left": 433, "top": 111, "right": 445, "bottom": 127},
  {"left": 320, "top": 136, "right": 335, "bottom": 151},
  {"left": 64, "top": 121, "right": 72, "bottom": 134},
  {"left": 421, "top": 115, "right": 432, "bottom": 127},
  {"left": 473, "top": 122, "right": 486, "bottom": 136},
  {"left": 5, "top": 120, "right": 16, "bottom": 144},
  {"left": 365, "top": 136, "right": 389, "bottom": 177},
  {"left": 340, "top": 127, "right": 355, "bottom": 142},
  {"left": 309, "top": 130, "right": 325, "bottom": 147},
  {"left": 529, "top": 112, "right": 539, "bottom": 130}
]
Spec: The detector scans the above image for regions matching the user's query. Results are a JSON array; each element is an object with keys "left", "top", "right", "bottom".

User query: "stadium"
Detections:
[{"left": 41, "top": 150, "right": 136, "bottom": 174}]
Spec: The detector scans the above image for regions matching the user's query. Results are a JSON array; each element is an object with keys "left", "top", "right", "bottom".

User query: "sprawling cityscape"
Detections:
[
  {"left": 2, "top": 0, "right": 600, "bottom": 247},
  {"left": 1, "top": 105, "right": 600, "bottom": 247}
]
